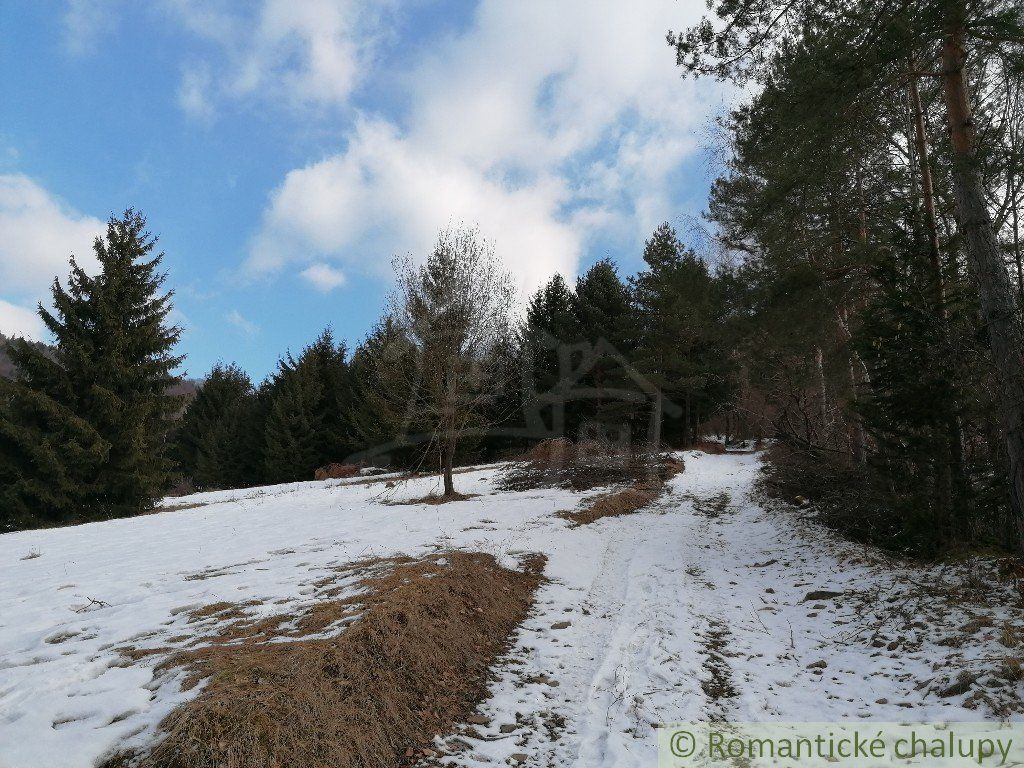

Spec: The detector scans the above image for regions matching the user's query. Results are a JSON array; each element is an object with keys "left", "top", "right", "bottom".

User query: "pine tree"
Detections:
[
  {"left": 0, "top": 210, "right": 182, "bottom": 528},
  {"left": 299, "top": 329, "right": 356, "bottom": 464},
  {"left": 348, "top": 317, "right": 420, "bottom": 467},
  {"left": 631, "top": 223, "right": 722, "bottom": 446},
  {"left": 0, "top": 372, "right": 108, "bottom": 529},
  {"left": 669, "top": 0, "right": 1024, "bottom": 549}
]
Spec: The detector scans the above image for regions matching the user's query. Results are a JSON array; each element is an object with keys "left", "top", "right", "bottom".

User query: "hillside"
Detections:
[{"left": 2, "top": 450, "right": 1021, "bottom": 768}]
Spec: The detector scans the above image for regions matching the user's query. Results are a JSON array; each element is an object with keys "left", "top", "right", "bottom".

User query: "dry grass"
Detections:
[
  {"left": 524, "top": 437, "right": 577, "bottom": 468},
  {"left": 386, "top": 491, "right": 481, "bottom": 506},
  {"left": 106, "top": 551, "right": 544, "bottom": 768},
  {"left": 561, "top": 480, "right": 663, "bottom": 526},
  {"left": 503, "top": 439, "right": 682, "bottom": 492},
  {"left": 559, "top": 457, "right": 683, "bottom": 526}
]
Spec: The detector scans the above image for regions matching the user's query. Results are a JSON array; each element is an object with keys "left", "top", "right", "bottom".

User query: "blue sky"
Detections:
[{"left": 0, "top": 0, "right": 726, "bottom": 380}]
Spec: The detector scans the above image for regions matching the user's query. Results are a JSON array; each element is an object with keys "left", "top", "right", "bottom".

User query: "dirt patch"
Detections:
[
  {"left": 314, "top": 462, "right": 361, "bottom": 480},
  {"left": 524, "top": 437, "right": 577, "bottom": 468},
  {"left": 105, "top": 551, "right": 545, "bottom": 768},
  {"left": 685, "top": 491, "right": 733, "bottom": 519},
  {"left": 156, "top": 501, "right": 208, "bottom": 514},
  {"left": 699, "top": 618, "right": 738, "bottom": 706}
]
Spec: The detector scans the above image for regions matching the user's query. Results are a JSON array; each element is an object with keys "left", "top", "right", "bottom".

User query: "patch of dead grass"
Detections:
[
  {"left": 558, "top": 458, "right": 683, "bottom": 526},
  {"left": 559, "top": 481, "right": 662, "bottom": 526},
  {"left": 104, "top": 551, "right": 544, "bottom": 768},
  {"left": 386, "top": 491, "right": 481, "bottom": 506},
  {"left": 503, "top": 439, "right": 684, "bottom": 493}
]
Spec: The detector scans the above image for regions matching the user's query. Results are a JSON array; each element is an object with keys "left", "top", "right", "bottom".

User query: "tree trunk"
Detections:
[
  {"left": 684, "top": 390, "right": 692, "bottom": 446},
  {"left": 814, "top": 345, "right": 828, "bottom": 434},
  {"left": 941, "top": 22, "right": 1024, "bottom": 550},
  {"left": 650, "top": 390, "right": 663, "bottom": 450},
  {"left": 909, "top": 72, "right": 946, "bottom": 304},
  {"left": 910, "top": 67, "right": 971, "bottom": 527},
  {"left": 843, "top": 173, "right": 868, "bottom": 466},
  {"left": 838, "top": 308, "right": 867, "bottom": 465},
  {"left": 1012, "top": 173, "right": 1023, "bottom": 301},
  {"left": 442, "top": 437, "right": 456, "bottom": 496}
]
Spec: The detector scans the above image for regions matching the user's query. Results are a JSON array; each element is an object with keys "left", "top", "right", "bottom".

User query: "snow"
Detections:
[{"left": 1, "top": 451, "right": 1021, "bottom": 768}]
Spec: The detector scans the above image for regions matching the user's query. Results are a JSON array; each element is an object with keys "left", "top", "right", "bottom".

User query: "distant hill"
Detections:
[{"left": 0, "top": 332, "right": 199, "bottom": 402}]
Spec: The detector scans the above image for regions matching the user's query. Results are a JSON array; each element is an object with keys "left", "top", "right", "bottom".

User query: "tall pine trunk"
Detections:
[
  {"left": 940, "top": 21, "right": 1024, "bottom": 550},
  {"left": 910, "top": 69, "right": 970, "bottom": 531}
]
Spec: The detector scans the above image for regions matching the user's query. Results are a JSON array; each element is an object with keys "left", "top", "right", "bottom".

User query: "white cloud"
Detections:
[
  {"left": 0, "top": 299, "right": 47, "bottom": 341},
  {"left": 250, "top": 118, "right": 581, "bottom": 296},
  {"left": 225, "top": 309, "right": 259, "bottom": 337},
  {"left": 300, "top": 263, "right": 347, "bottom": 292},
  {"left": 248, "top": 0, "right": 727, "bottom": 296},
  {"left": 0, "top": 174, "right": 103, "bottom": 306},
  {"left": 161, "top": 0, "right": 383, "bottom": 114}
]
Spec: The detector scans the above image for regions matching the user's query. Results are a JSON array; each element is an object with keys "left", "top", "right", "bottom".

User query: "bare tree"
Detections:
[{"left": 387, "top": 225, "right": 515, "bottom": 497}]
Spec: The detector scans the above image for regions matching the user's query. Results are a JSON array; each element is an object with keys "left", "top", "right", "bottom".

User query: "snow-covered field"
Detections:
[{"left": 1, "top": 451, "right": 1021, "bottom": 768}]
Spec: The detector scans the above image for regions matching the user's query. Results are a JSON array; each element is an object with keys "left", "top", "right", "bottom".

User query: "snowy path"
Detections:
[
  {"left": 428, "top": 453, "right": 1023, "bottom": 767},
  {"left": 1, "top": 452, "right": 1020, "bottom": 768}
]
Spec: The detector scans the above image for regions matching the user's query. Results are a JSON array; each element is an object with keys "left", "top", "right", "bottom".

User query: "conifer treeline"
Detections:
[
  {"left": 0, "top": 210, "right": 732, "bottom": 532},
  {"left": 174, "top": 225, "right": 733, "bottom": 494}
]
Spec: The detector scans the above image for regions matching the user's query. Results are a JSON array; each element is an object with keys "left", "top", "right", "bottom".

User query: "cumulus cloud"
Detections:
[
  {"left": 248, "top": 0, "right": 725, "bottom": 296},
  {"left": 250, "top": 118, "right": 581, "bottom": 295},
  {"left": 161, "top": 0, "right": 382, "bottom": 114},
  {"left": 0, "top": 299, "right": 47, "bottom": 341},
  {"left": 0, "top": 174, "right": 104, "bottom": 338},
  {"left": 300, "top": 263, "right": 347, "bottom": 292}
]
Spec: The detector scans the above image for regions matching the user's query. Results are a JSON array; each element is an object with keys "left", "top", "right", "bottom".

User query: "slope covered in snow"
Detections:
[{"left": 1, "top": 452, "right": 1021, "bottom": 768}]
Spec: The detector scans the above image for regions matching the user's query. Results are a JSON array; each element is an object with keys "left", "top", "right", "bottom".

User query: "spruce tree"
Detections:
[
  {"left": 260, "top": 329, "right": 354, "bottom": 482},
  {"left": 521, "top": 274, "right": 581, "bottom": 438},
  {"left": 300, "top": 329, "right": 356, "bottom": 463},
  {"left": 262, "top": 365, "right": 324, "bottom": 483},
  {"left": 0, "top": 371, "right": 108, "bottom": 529},
  {"left": 173, "top": 363, "right": 256, "bottom": 489},
  {"left": 0, "top": 210, "right": 182, "bottom": 528}
]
